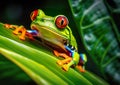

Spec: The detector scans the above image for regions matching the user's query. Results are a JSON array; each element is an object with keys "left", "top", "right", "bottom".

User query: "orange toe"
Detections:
[
  {"left": 57, "top": 60, "right": 64, "bottom": 66},
  {"left": 4, "top": 24, "right": 11, "bottom": 28},
  {"left": 19, "top": 36, "right": 25, "bottom": 40},
  {"left": 53, "top": 50, "right": 59, "bottom": 57},
  {"left": 76, "top": 66, "right": 86, "bottom": 73},
  {"left": 62, "top": 65, "right": 69, "bottom": 71}
]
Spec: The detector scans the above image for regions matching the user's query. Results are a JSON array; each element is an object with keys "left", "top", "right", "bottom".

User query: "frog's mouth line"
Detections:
[
  {"left": 31, "top": 24, "right": 69, "bottom": 44},
  {"left": 31, "top": 25, "right": 67, "bottom": 38}
]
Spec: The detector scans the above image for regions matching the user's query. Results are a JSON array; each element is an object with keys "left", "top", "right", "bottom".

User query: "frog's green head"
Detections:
[{"left": 30, "top": 9, "right": 77, "bottom": 52}]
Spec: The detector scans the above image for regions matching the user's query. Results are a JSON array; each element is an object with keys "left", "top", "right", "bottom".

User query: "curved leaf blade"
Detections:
[
  {"left": 0, "top": 35, "right": 92, "bottom": 85},
  {"left": 0, "top": 21, "right": 109, "bottom": 85},
  {"left": 68, "top": 0, "right": 120, "bottom": 84}
]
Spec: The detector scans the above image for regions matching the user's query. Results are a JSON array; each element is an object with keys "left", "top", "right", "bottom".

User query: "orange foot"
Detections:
[
  {"left": 53, "top": 50, "right": 59, "bottom": 57},
  {"left": 57, "top": 57, "right": 72, "bottom": 65},
  {"left": 57, "top": 60, "right": 64, "bottom": 66},
  {"left": 13, "top": 26, "right": 26, "bottom": 40},
  {"left": 4, "top": 24, "right": 11, "bottom": 28},
  {"left": 62, "top": 65, "right": 69, "bottom": 71},
  {"left": 4, "top": 24, "right": 27, "bottom": 40},
  {"left": 76, "top": 65, "right": 85, "bottom": 72}
]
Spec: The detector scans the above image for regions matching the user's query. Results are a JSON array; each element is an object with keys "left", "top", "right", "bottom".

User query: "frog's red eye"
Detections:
[
  {"left": 30, "top": 9, "right": 38, "bottom": 21},
  {"left": 55, "top": 15, "right": 69, "bottom": 29}
]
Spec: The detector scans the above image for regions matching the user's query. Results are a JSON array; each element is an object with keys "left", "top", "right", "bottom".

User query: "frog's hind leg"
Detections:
[
  {"left": 76, "top": 65, "right": 85, "bottom": 72},
  {"left": 4, "top": 24, "right": 27, "bottom": 40}
]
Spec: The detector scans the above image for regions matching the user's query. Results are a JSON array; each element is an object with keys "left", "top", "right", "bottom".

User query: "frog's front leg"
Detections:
[
  {"left": 53, "top": 50, "right": 72, "bottom": 66},
  {"left": 53, "top": 50, "right": 69, "bottom": 59},
  {"left": 57, "top": 57, "right": 72, "bottom": 66},
  {"left": 4, "top": 24, "right": 27, "bottom": 40}
]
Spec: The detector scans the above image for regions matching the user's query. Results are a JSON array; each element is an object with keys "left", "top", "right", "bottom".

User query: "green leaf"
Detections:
[
  {"left": 68, "top": 0, "right": 120, "bottom": 84},
  {"left": 0, "top": 22, "right": 109, "bottom": 85}
]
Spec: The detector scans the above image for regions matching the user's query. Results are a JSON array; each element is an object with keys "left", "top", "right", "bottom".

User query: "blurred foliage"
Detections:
[
  {"left": 104, "top": 0, "right": 120, "bottom": 33},
  {"left": 68, "top": 0, "right": 120, "bottom": 85}
]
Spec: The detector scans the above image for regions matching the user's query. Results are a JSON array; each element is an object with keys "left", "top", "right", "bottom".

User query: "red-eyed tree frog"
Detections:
[{"left": 4, "top": 9, "right": 87, "bottom": 72}]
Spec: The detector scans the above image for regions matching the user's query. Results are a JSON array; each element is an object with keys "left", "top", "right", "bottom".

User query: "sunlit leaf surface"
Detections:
[
  {"left": 69, "top": 0, "right": 120, "bottom": 84},
  {"left": 0, "top": 23, "right": 109, "bottom": 85}
]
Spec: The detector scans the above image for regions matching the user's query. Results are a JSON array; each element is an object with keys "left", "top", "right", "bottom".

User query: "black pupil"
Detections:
[{"left": 61, "top": 19, "right": 64, "bottom": 25}]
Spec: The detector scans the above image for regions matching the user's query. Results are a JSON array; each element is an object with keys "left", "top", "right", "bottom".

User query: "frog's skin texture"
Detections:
[{"left": 3, "top": 9, "right": 87, "bottom": 72}]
